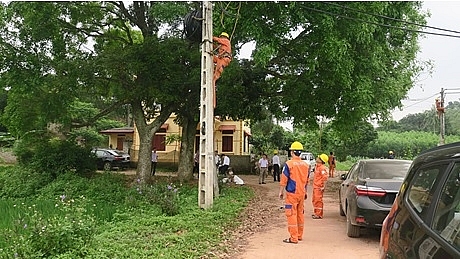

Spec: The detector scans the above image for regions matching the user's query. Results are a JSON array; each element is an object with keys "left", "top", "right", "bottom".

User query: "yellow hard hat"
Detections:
[
  {"left": 274, "top": 150, "right": 278, "bottom": 154},
  {"left": 289, "top": 141, "right": 303, "bottom": 151},
  {"left": 389, "top": 151, "right": 393, "bottom": 154},
  {"left": 220, "top": 32, "right": 229, "bottom": 38},
  {"left": 318, "top": 154, "right": 329, "bottom": 163}
]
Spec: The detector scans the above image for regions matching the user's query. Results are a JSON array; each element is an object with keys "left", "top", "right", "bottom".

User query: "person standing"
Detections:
[
  {"left": 193, "top": 151, "right": 199, "bottom": 176},
  {"left": 214, "top": 150, "right": 221, "bottom": 171},
  {"left": 279, "top": 141, "right": 309, "bottom": 244},
  {"left": 220, "top": 154, "right": 230, "bottom": 175},
  {"left": 272, "top": 150, "right": 281, "bottom": 182},
  {"left": 258, "top": 154, "right": 269, "bottom": 184},
  {"left": 151, "top": 148, "right": 158, "bottom": 176},
  {"left": 388, "top": 151, "right": 395, "bottom": 159},
  {"left": 312, "top": 154, "right": 329, "bottom": 219},
  {"left": 328, "top": 151, "right": 336, "bottom": 178}
]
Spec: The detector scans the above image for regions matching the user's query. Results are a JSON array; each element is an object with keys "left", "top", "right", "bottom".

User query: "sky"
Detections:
[
  {"left": 391, "top": 1, "right": 460, "bottom": 121},
  {"left": 238, "top": 1, "right": 460, "bottom": 128}
]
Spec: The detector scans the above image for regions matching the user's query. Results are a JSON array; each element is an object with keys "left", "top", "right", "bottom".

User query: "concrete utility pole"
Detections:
[
  {"left": 198, "top": 1, "right": 215, "bottom": 209},
  {"left": 439, "top": 88, "right": 445, "bottom": 146}
]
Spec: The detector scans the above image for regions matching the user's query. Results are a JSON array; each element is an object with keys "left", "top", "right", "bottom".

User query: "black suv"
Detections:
[{"left": 379, "top": 142, "right": 460, "bottom": 259}]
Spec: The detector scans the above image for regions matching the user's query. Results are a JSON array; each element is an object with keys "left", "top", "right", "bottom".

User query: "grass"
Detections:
[{"left": 0, "top": 166, "right": 254, "bottom": 258}]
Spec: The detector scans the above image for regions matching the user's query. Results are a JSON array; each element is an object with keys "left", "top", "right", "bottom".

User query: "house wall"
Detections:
[{"left": 124, "top": 114, "right": 251, "bottom": 164}]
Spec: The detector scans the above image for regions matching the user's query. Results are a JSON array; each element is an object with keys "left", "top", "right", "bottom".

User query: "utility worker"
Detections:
[
  {"left": 388, "top": 151, "right": 395, "bottom": 159},
  {"left": 435, "top": 98, "right": 445, "bottom": 116},
  {"left": 312, "top": 154, "right": 329, "bottom": 219},
  {"left": 212, "top": 32, "right": 232, "bottom": 107},
  {"left": 279, "top": 141, "right": 310, "bottom": 244},
  {"left": 328, "top": 151, "right": 336, "bottom": 178}
]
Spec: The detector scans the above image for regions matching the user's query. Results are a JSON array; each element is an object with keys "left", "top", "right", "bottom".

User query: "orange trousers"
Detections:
[
  {"left": 312, "top": 188, "right": 324, "bottom": 218},
  {"left": 329, "top": 165, "right": 335, "bottom": 178},
  {"left": 284, "top": 194, "right": 305, "bottom": 242}
]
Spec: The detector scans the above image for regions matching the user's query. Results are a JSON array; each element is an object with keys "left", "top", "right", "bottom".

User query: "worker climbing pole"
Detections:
[{"left": 436, "top": 88, "right": 446, "bottom": 146}]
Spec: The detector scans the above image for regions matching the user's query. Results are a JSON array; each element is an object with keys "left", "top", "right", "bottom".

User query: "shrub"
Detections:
[{"left": 134, "top": 178, "right": 181, "bottom": 216}]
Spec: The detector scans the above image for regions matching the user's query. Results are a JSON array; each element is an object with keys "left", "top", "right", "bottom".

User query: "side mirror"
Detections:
[{"left": 340, "top": 174, "right": 347, "bottom": 181}]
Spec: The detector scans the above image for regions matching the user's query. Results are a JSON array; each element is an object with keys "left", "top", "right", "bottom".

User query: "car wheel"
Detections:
[
  {"left": 346, "top": 205, "right": 360, "bottom": 238},
  {"left": 339, "top": 202, "right": 345, "bottom": 216},
  {"left": 103, "top": 161, "right": 112, "bottom": 171}
]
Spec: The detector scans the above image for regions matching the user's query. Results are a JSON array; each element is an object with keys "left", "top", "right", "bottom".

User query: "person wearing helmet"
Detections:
[
  {"left": 272, "top": 150, "right": 281, "bottom": 182},
  {"left": 279, "top": 141, "right": 310, "bottom": 244},
  {"left": 312, "top": 153, "right": 329, "bottom": 219},
  {"left": 212, "top": 32, "right": 232, "bottom": 106},
  {"left": 388, "top": 150, "right": 395, "bottom": 159}
]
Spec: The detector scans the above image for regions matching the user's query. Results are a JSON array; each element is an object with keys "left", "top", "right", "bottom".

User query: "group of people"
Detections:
[
  {"left": 255, "top": 151, "right": 281, "bottom": 184},
  {"left": 278, "top": 141, "right": 334, "bottom": 244}
]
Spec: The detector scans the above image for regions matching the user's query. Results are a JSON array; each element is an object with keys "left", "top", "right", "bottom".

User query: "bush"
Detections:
[{"left": 15, "top": 137, "right": 96, "bottom": 178}]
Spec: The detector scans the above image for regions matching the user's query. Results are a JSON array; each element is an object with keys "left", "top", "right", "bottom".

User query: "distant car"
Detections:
[
  {"left": 92, "top": 148, "right": 130, "bottom": 171},
  {"left": 380, "top": 142, "right": 460, "bottom": 259},
  {"left": 339, "top": 159, "right": 412, "bottom": 238},
  {"left": 300, "top": 152, "right": 316, "bottom": 173}
]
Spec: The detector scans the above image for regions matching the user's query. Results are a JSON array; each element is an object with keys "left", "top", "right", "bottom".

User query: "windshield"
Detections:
[{"left": 362, "top": 161, "right": 412, "bottom": 179}]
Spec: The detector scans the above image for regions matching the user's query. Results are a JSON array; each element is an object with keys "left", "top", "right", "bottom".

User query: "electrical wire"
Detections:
[
  {"left": 301, "top": 5, "right": 460, "bottom": 39},
  {"left": 321, "top": 2, "right": 460, "bottom": 35},
  {"left": 184, "top": 9, "right": 203, "bottom": 43},
  {"left": 403, "top": 93, "right": 438, "bottom": 109}
]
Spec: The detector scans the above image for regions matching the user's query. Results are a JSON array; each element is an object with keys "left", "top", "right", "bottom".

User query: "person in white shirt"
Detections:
[
  {"left": 220, "top": 154, "right": 230, "bottom": 175},
  {"left": 272, "top": 150, "right": 281, "bottom": 182},
  {"left": 151, "top": 148, "right": 158, "bottom": 176},
  {"left": 258, "top": 153, "right": 269, "bottom": 184}
]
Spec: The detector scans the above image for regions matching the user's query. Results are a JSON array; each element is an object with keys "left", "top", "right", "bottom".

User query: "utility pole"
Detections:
[
  {"left": 198, "top": 1, "right": 215, "bottom": 209},
  {"left": 439, "top": 88, "right": 445, "bottom": 146}
]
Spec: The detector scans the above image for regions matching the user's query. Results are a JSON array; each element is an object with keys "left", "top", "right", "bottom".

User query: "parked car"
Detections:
[
  {"left": 339, "top": 159, "right": 412, "bottom": 238},
  {"left": 300, "top": 152, "right": 316, "bottom": 173},
  {"left": 92, "top": 148, "right": 130, "bottom": 171},
  {"left": 380, "top": 142, "right": 460, "bottom": 259}
]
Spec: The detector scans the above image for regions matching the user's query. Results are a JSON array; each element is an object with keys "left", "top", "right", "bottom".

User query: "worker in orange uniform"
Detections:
[
  {"left": 212, "top": 32, "right": 232, "bottom": 107},
  {"left": 312, "top": 154, "right": 329, "bottom": 219},
  {"left": 435, "top": 98, "right": 445, "bottom": 116},
  {"left": 279, "top": 141, "right": 310, "bottom": 244},
  {"left": 328, "top": 151, "right": 336, "bottom": 178}
]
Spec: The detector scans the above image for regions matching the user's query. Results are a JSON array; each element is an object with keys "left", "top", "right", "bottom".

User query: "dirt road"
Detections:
[{"left": 233, "top": 174, "right": 380, "bottom": 259}]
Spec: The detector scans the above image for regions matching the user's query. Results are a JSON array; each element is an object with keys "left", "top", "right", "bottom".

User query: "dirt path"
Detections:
[{"left": 219, "top": 173, "right": 380, "bottom": 259}]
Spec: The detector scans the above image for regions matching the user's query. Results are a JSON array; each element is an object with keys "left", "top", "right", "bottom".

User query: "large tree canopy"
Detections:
[
  {"left": 216, "top": 1, "right": 428, "bottom": 133},
  {"left": 0, "top": 1, "right": 428, "bottom": 181}
]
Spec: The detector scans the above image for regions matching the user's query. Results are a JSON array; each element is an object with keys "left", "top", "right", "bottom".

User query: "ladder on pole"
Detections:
[{"left": 198, "top": 1, "right": 214, "bottom": 209}]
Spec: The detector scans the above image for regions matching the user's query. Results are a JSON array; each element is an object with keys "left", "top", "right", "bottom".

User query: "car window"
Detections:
[
  {"left": 362, "top": 161, "right": 411, "bottom": 179},
  {"left": 347, "top": 163, "right": 359, "bottom": 181},
  {"left": 432, "top": 162, "right": 460, "bottom": 251},
  {"left": 407, "top": 164, "right": 449, "bottom": 219}
]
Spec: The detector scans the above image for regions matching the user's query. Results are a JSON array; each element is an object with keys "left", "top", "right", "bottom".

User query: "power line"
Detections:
[
  {"left": 301, "top": 5, "right": 460, "bottom": 39},
  {"left": 321, "top": 2, "right": 460, "bottom": 35},
  {"left": 403, "top": 93, "right": 438, "bottom": 109}
]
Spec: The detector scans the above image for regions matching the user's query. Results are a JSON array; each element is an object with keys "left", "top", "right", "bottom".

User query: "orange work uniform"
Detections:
[
  {"left": 212, "top": 36, "right": 232, "bottom": 86},
  {"left": 328, "top": 155, "right": 335, "bottom": 178},
  {"left": 312, "top": 163, "right": 328, "bottom": 218},
  {"left": 280, "top": 156, "right": 309, "bottom": 243}
]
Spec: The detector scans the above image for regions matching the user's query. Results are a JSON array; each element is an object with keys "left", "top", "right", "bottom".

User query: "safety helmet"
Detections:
[
  {"left": 318, "top": 154, "right": 329, "bottom": 163},
  {"left": 289, "top": 141, "right": 303, "bottom": 151},
  {"left": 220, "top": 32, "right": 229, "bottom": 38},
  {"left": 274, "top": 150, "right": 278, "bottom": 154},
  {"left": 389, "top": 151, "right": 393, "bottom": 154}
]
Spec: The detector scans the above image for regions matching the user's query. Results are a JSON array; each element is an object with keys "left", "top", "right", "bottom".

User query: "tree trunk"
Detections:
[
  {"left": 132, "top": 101, "right": 172, "bottom": 183},
  {"left": 177, "top": 116, "right": 197, "bottom": 182}
]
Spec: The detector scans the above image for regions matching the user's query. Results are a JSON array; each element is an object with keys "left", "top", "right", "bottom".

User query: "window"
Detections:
[
  {"left": 152, "top": 134, "right": 166, "bottom": 151},
  {"left": 222, "top": 136, "right": 233, "bottom": 152},
  {"left": 407, "top": 164, "right": 448, "bottom": 219},
  {"left": 432, "top": 163, "right": 460, "bottom": 251}
]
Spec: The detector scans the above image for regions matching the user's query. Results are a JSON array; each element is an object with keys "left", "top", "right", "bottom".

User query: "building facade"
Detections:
[{"left": 99, "top": 114, "right": 251, "bottom": 165}]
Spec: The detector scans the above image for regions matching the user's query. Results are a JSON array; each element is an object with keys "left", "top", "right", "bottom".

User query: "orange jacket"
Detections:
[
  {"left": 213, "top": 36, "right": 232, "bottom": 58},
  {"left": 280, "top": 156, "right": 309, "bottom": 196},
  {"left": 313, "top": 163, "right": 328, "bottom": 189}
]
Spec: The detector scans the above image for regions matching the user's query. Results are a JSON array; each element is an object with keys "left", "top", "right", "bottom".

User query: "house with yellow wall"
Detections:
[{"left": 99, "top": 113, "right": 251, "bottom": 165}]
